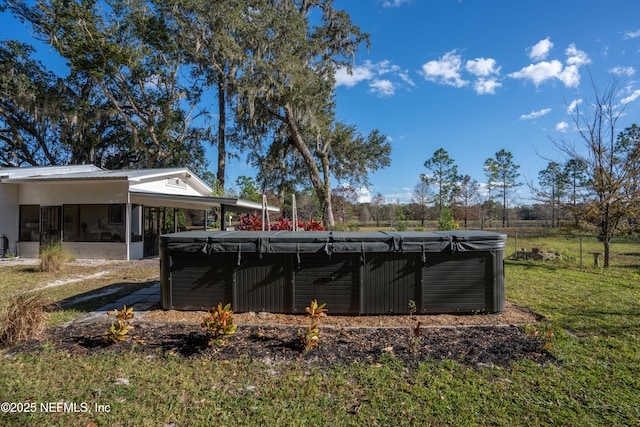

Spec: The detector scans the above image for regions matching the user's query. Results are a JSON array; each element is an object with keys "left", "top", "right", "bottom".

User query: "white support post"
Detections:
[
  {"left": 292, "top": 194, "right": 298, "bottom": 231},
  {"left": 262, "top": 194, "right": 270, "bottom": 231}
]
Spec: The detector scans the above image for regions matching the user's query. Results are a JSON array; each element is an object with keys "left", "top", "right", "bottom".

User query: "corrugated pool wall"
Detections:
[{"left": 161, "top": 249, "right": 505, "bottom": 314}]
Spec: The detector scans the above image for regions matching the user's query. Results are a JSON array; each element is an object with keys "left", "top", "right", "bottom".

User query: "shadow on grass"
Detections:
[
  {"left": 17, "top": 266, "right": 40, "bottom": 273},
  {"left": 53, "top": 280, "right": 158, "bottom": 313},
  {"left": 506, "top": 260, "right": 567, "bottom": 273},
  {"left": 558, "top": 307, "right": 640, "bottom": 337}
]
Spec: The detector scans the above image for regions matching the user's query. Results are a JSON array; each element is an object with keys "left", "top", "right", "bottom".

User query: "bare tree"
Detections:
[
  {"left": 534, "top": 161, "right": 569, "bottom": 228},
  {"left": 555, "top": 78, "right": 640, "bottom": 267},
  {"left": 412, "top": 175, "right": 431, "bottom": 226},
  {"left": 457, "top": 175, "right": 480, "bottom": 228},
  {"left": 484, "top": 149, "right": 520, "bottom": 227},
  {"left": 371, "top": 192, "right": 386, "bottom": 228}
]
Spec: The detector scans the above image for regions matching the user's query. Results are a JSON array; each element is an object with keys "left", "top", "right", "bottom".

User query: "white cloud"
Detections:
[
  {"left": 509, "top": 60, "right": 580, "bottom": 88},
  {"left": 420, "top": 50, "right": 468, "bottom": 88},
  {"left": 558, "top": 64, "right": 581, "bottom": 87},
  {"left": 398, "top": 70, "right": 416, "bottom": 86},
  {"left": 335, "top": 65, "right": 374, "bottom": 88},
  {"left": 466, "top": 57, "right": 501, "bottom": 76},
  {"left": 509, "top": 60, "right": 563, "bottom": 86},
  {"left": 335, "top": 60, "right": 412, "bottom": 96},
  {"left": 623, "top": 29, "right": 640, "bottom": 39},
  {"left": 609, "top": 66, "right": 636, "bottom": 77},
  {"left": 621, "top": 89, "right": 640, "bottom": 104},
  {"left": 356, "top": 187, "right": 371, "bottom": 204},
  {"left": 556, "top": 121, "right": 569, "bottom": 132},
  {"left": 565, "top": 43, "right": 591, "bottom": 66},
  {"left": 474, "top": 77, "right": 502, "bottom": 95},
  {"left": 567, "top": 98, "right": 582, "bottom": 114},
  {"left": 529, "top": 37, "right": 554, "bottom": 61},
  {"left": 369, "top": 79, "right": 395, "bottom": 97},
  {"left": 511, "top": 41, "right": 587, "bottom": 88},
  {"left": 520, "top": 108, "right": 552, "bottom": 120},
  {"left": 383, "top": 0, "right": 413, "bottom": 7}
]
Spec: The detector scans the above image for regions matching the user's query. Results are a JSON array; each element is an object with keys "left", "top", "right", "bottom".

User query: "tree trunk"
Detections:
[
  {"left": 282, "top": 104, "right": 335, "bottom": 228},
  {"left": 603, "top": 235, "right": 611, "bottom": 268},
  {"left": 502, "top": 188, "right": 507, "bottom": 227},
  {"left": 216, "top": 75, "right": 226, "bottom": 189}
]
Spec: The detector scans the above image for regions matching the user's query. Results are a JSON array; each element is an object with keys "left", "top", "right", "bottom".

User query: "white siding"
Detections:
[
  {"left": 0, "top": 183, "right": 19, "bottom": 255},
  {"left": 130, "top": 176, "right": 208, "bottom": 196},
  {"left": 17, "top": 181, "right": 129, "bottom": 205}
]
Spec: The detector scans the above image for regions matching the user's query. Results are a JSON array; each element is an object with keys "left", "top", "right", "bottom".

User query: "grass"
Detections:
[
  {"left": 1, "top": 240, "right": 639, "bottom": 426},
  {"left": 0, "top": 260, "right": 159, "bottom": 326},
  {"left": 0, "top": 293, "right": 51, "bottom": 346}
]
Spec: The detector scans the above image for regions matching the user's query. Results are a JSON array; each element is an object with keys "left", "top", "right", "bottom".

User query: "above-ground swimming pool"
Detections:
[{"left": 160, "top": 230, "right": 506, "bottom": 315}]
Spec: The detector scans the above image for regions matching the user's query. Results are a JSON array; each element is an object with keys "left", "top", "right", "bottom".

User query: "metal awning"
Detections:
[{"left": 129, "top": 190, "right": 279, "bottom": 213}]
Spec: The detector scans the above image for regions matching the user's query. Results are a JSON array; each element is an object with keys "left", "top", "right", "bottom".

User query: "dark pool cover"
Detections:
[{"left": 160, "top": 230, "right": 506, "bottom": 256}]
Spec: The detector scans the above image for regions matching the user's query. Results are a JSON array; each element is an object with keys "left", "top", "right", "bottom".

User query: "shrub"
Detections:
[
  {"left": 299, "top": 322, "right": 320, "bottom": 352},
  {"left": 395, "top": 220, "right": 408, "bottom": 231},
  {"left": 298, "top": 300, "right": 327, "bottom": 352},
  {"left": 0, "top": 293, "right": 51, "bottom": 346},
  {"left": 105, "top": 305, "right": 135, "bottom": 343},
  {"left": 305, "top": 299, "right": 327, "bottom": 319},
  {"left": 237, "top": 212, "right": 263, "bottom": 231},
  {"left": 201, "top": 303, "right": 237, "bottom": 346},
  {"left": 302, "top": 219, "right": 325, "bottom": 231},
  {"left": 237, "top": 212, "right": 326, "bottom": 231},
  {"left": 437, "top": 207, "right": 459, "bottom": 231},
  {"left": 39, "top": 242, "right": 73, "bottom": 273}
]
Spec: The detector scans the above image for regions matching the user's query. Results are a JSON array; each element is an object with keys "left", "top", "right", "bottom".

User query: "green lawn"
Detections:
[{"left": 1, "top": 244, "right": 639, "bottom": 426}]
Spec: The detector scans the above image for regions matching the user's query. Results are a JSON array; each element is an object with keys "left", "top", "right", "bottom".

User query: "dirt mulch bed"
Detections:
[
  {"left": 8, "top": 303, "right": 555, "bottom": 369},
  {"left": 141, "top": 301, "right": 542, "bottom": 328}
]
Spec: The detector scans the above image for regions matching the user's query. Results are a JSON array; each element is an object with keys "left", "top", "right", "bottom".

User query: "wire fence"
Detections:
[
  {"left": 505, "top": 229, "right": 640, "bottom": 271},
  {"left": 356, "top": 220, "right": 639, "bottom": 271}
]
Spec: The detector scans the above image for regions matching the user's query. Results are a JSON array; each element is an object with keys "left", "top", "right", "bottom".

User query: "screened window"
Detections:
[
  {"left": 19, "top": 205, "right": 40, "bottom": 242},
  {"left": 63, "top": 204, "right": 126, "bottom": 242}
]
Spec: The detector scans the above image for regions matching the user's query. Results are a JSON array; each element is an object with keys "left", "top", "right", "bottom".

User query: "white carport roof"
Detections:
[
  {"left": 0, "top": 164, "right": 279, "bottom": 213},
  {"left": 129, "top": 190, "right": 279, "bottom": 213}
]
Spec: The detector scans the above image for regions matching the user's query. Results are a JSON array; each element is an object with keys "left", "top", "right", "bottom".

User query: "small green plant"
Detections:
[
  {"left": 105, "top": 305, "right": 134, "bottom": 343},
  {"left": 0, "top": 293, "right": 51, "bottom": 346},
  {"left": 299, "top": 322, "right": 320, "bottom": 352},
  {"left": 408, "top": 300, "right": 417, "bottom": 315},
  {"left": 437, "top": 207, "right": 459, "bottom": 231},
  {"left": 523, "top": 323, "right": 556, "bottom": 351},
  {"left": 408, "top": 321, "right": 423, "bottom": 354},
  {"left": 39, "top": 242, "right": 73, "bottom": 272},
  {"left": 201, "top": 303, "right": 237, "bottom": 346},
  {"left": 305, "top": 299, "right": 327, "bottom": 319},
  {"left": 407, "top": 300, "right": 422, "bottom": 354},
  {"left": 298, "top": 300, "right": 328, "bottom": 352}
]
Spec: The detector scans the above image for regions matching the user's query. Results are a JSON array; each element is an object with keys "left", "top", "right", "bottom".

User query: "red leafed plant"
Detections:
[
  {"left": 237, "top": 212, "right": 263, "bottom": 231},
  {"left": 236, "top": 212, "right": 325, "bottom": 231},
  {"left": 302, "top": 219, "right": 325, "bottom": 231},
  {"left": 270, "top": 217, "right": 293, "bottom": 231}
]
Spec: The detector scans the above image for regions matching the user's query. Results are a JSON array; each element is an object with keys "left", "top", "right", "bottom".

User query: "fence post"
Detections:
[{"left": 579, "top": 234, "right": 583, "bottom": 271}]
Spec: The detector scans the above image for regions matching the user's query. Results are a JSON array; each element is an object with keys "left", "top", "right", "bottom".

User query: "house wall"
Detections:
[
  {"left": 13, "top": 181, "right": 130, "bottom": 260},
  {"left": 64, "top": 242, "right": 128, "bottom": 260},
  {"left": 0, "top": 183, "right": 19, "bottom": 256},
  {"left": 131, "top": 176, "right": 204, "bottom": 196},
  {"left": 18, "top": 181, "right": 129, "bottom": 205},
  {"left": 17, "top": 242, "right": 128, "bottom": 260},
  {"left": 16, "top": 241, "right": 39, "bottom": 258}
]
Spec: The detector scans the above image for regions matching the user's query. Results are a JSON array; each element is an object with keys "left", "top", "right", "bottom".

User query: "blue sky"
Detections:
[
  {"left": 3, "top": 0, "right": 640, "bottom": 205},
  {"left": 330, "top": 0, "right": 640, "bottom": 204}
]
